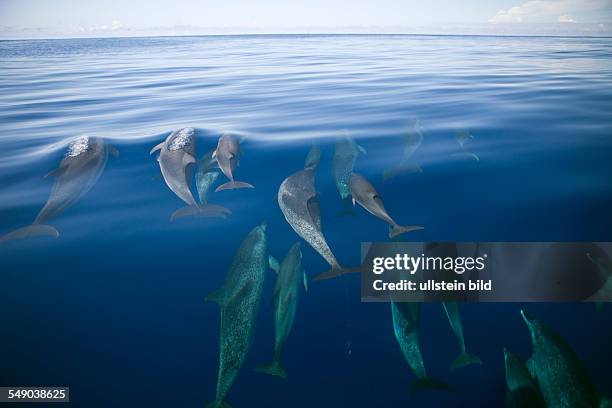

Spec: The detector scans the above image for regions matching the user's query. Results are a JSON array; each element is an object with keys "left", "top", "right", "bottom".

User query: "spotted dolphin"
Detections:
[
  {"left": 520, "top": 310, "right": 609, "bottom": 408},
  {"left": 442, "top": 302, "right": 482, "bottom": 371},
  {"left": 383, "top": 120, "right": 423, "bottom": 182},
  {"left": 332, "top": 132, "right": 365, "bottom": 216},
  {"left": 0, "top": 136, "right": 117, "bottom": 244},
  {"left": 213, "top": 133, "right": 254, "bottom": 192},
  {"left": 391, "top": 302, "right": 451, "bottom": 395},
  {"left": 206, "top": 222, "right": 269, "bottom": 408},
  {"left": 278, "top": 163, "right": 356, "bottom": 281},
  {"left": 503, "top": 348, "right": 545, "bottom": 408},
  {"left": 150, "top": 127, "right": 197, "bottom": 206},
  {"left": 257, "top": 242, "right": 306, "bottom": 379},
  {"left": 349, "top": 172, "right": 423, "bottom": 239}
]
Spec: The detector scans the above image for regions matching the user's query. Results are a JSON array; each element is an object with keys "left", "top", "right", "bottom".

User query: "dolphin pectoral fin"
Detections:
[
  {"left": 389, "top": 225, "right": 424, "bottom": 239},
  {"left": 183, "top": 154, "right": 196, "bottom": 166},
  {"left": 215, "top": 181, "right": 255, "bottom": 192},
  {"left": 205, "top": 287, "right": 227, "bottom": 304},
  {"left": 315, "top": 266, "right": 362, "bottom": 281},
  {"left": 44, "top": 166, "right": 66, "bottom": 179},
  {"left": 303, "top": 270, "right": 308, "bottom": 292},
  {"left": 409, "top": 378, "right": 454, "bottom": 395},
  {"left": 211, "top": 149, "right": 217, "bottom": 159},
  {"left": 149, "top": 142, "right": 164, "bottom": 155},
  {"left": 0, "top": 224, "right": 59, "bottom": 244},
  {"left": 109, "top": 146, "right": 120, "bottom": 158},
  {"left": 268, "top": 255, "right": 280, "bottom": 274},
  {"left": 450, "top": 352, "right": 482, "bottom": 371}
]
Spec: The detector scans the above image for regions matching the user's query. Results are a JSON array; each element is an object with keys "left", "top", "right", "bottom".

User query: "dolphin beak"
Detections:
[{"left": 520, "top": 309, "right": 532, "bottom": 327}]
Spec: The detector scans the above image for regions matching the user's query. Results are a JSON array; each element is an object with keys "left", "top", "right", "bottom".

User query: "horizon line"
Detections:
[{"left": 2, "top": 31, "right": 612, "bottom": 41}]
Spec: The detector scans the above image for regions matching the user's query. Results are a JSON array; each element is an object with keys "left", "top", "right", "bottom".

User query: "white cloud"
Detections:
[
  {"left": 489, "top": 0, "right": 610, "bottom": 23},
  {"left": 558, "top": 14, "right": 576, "bottom": 22}
]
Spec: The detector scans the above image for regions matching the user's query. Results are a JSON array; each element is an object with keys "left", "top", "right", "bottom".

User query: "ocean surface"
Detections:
[{"left": 1, "top": 34, "right": 611, "bottom": 407}]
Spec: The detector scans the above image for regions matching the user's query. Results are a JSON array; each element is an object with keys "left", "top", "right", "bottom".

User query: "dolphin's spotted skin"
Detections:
[
  {"left": 520, "top": 310, "right": 601, "bottom": 408},
  {"left": 332, "top": 134, "right": 363, "bottom": 201},
  {"left": 0, "top": 136, "right": 114, "bottom": 244},
  {"left": 167, "top": 127, "right": 195, "bottom": 154},
  {"left": 503, "top": 349, "right": 545, "bottom": 408},
  {"left": 278, "top": 168, "right": 341, "bottom": 272},
  {"left": 257, "top": 242, "right": 304, "bottom": 379},
  {"left": 391, "top": 302, "right": 450, "bottom": 394},
  {"left": 206, "top": 223, "right": 268, "bottom": 408},
  {"left": 150, "top": 128, "right": 197, "bottom": 207}
]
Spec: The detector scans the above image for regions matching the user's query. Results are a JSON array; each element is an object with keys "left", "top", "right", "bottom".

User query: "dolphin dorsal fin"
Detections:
[{"left": 149, "top": 142, "right": 164, "bottom": 155}]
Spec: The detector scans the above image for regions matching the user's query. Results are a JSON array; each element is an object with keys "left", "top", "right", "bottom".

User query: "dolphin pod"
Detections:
[
  {"left": 257, "top": 241, "right": 306, "bottom": 379},
  {"left": 0, "top": 136, "right": 117, "bottom": 244},
  {"left": 442, "top": 302, "right": 482, "bottom": 371},
  {"left": 214, "top": 133, "right": 254, "bottom": 192},
  {"left": 390, "top": 302, "right": 452, "bottom": 395},
  {"left": 206, "top": 222, "right": 269, "bottom": 408},
  {"left": 520, "top": 310, "right": 611, "bottom": 408},
  {"left": 332, "top": 132, "right": 366, "bottom": 216},
  {"left": 349, "top": 172, "right": 423, "bottom": 239}
]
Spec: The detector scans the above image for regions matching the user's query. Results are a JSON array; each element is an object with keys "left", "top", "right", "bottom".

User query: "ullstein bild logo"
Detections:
[{"left": 360, "top": 242, "right": 612, "bottom": 302}]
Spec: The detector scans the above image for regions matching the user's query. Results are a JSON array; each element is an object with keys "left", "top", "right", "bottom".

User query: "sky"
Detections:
[{"left": 1, "top": 0, "right": 611, "bottom": 38}]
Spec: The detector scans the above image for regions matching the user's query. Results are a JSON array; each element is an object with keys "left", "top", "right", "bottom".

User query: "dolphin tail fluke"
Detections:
[
  {"left": 205, "top": 401, "right": 233, "bottom": 408},
  {"left": 170, "top": 205, "right": 231, "bottom": 221},
  {"left": 0, "top": 224, "right": 59, "bottom": 244},
  {"left": 451, "top": 151, "right": 480, "bottom": 161},
  {"left": 215, "top": 181, "right": 254, "bottom": 192},
  {"left": 255, "top": 361, "right": 287, "bottom": 379},
  {"left": 389, "top": 224, "right": 424, "bottom": 239},
  {"left": 450, "top": 352, "right": 482, "bottom": 371},
  {"left": 409, "top": 378, "right": 454, "bottom": 395},
  {"left": 315, "top": 266, "right": 362, "bottom": 281}
]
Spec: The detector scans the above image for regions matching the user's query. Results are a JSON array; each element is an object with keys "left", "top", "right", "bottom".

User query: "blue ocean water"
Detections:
[{"left": 0, "top": 34, "right": 611, "bottom": 407}]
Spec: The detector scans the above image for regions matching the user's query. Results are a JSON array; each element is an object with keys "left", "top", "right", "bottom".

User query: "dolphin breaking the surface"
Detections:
[
  {"left": 206, "top": 222, "right": 269, "bottom": 408},
  {"left": 213, "top": 133, "right": 254, "bottom": 192},
  {"left": 0, "top": 136, "right": 117, "bottom": 244},
  {"left": 257, "top": 242, "right": 306, "bottom": 379},
  {"left": 349, "top": 172, "right": 423, "bottom": 239}
]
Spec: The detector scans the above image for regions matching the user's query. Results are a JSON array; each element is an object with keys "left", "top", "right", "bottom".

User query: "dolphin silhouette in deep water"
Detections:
[
  {"left": 503, "top": 348, "right": 546, "bottom": 408},
  {"left": 348, "top": 172, "right": 423, "bottom": 239},
  {"left": 383, "top": 120, "right": 423, "bottom": 182},
  {"left": 332, "top": 132, "right": 365, "bottom": 216},
  {"left": 304, "top": 144, "right": 321, "bottom": 170},
  {"left": 213, "top": 133, "right": 254, "bottom": 192},
  {"left": 0, "top": 136, "right": 117, "bottom": 244},
  {"left": 520, "top": 310, "right": 610, "bottom": 408},
  {"left": 278, "top": 162, "right": 356, "bottom": 281},
  {"left": 452, "top": 129, "right": 479, "bottom": 161},
  {"left": 206, "top": 222, "right": 269, "bottom": 408},
  {"left": 391, "top": 302, "right": 452, "bottom": 395},
  {"left": 256, "top": 242, "right": 306, "bottom": 379},
  {"left": 442, "top": 302, "right": 482, "bottom": 371}
]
